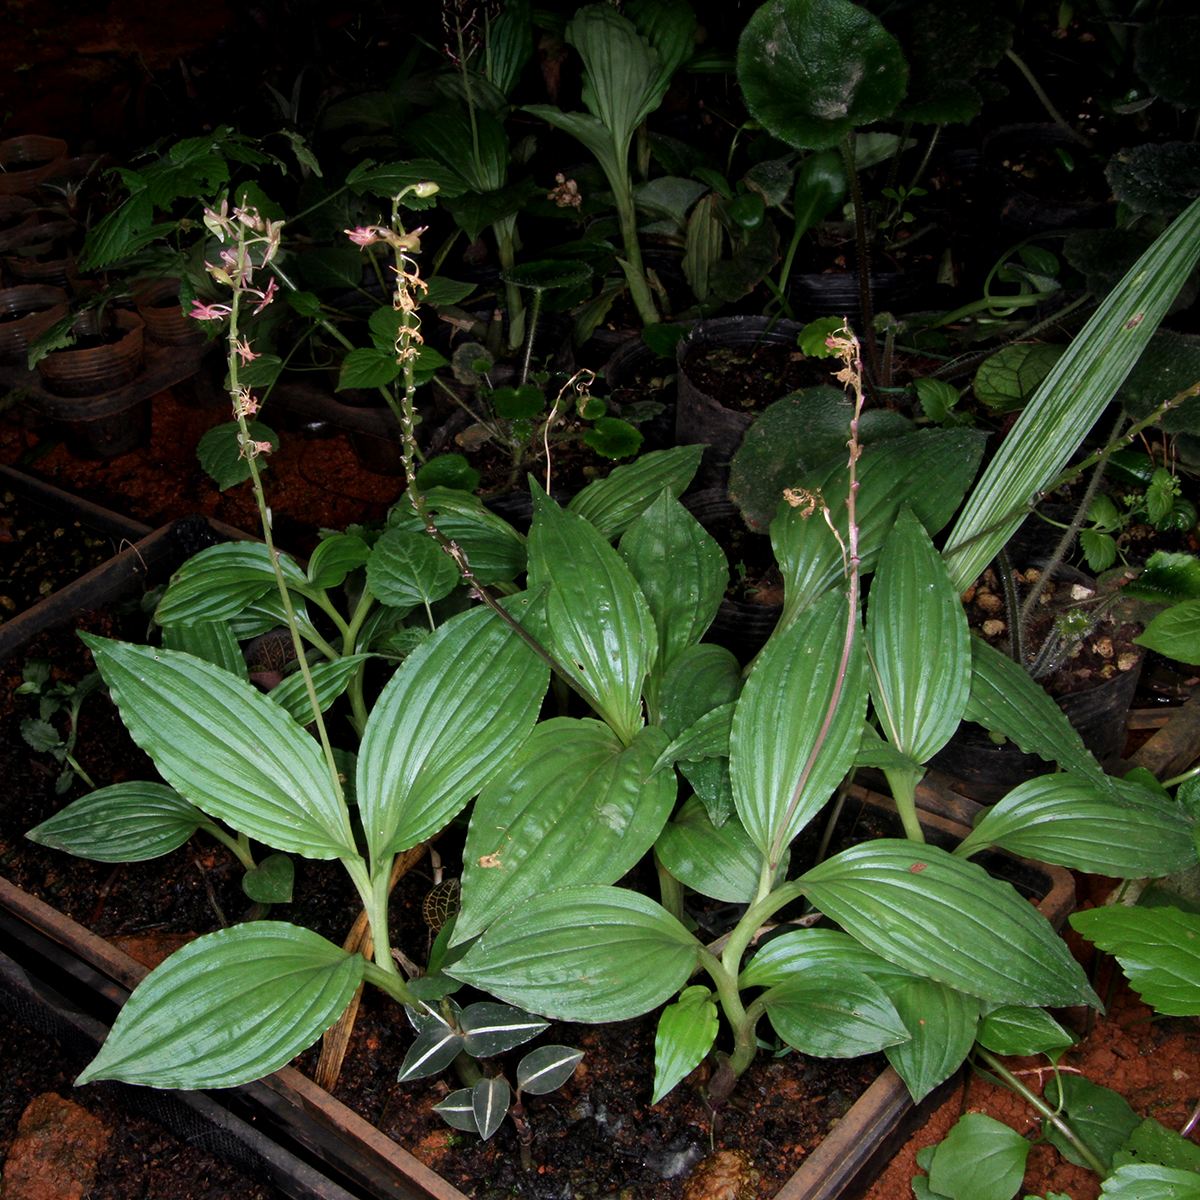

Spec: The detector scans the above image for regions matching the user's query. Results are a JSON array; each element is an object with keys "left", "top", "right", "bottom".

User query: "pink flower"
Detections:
[
  {"left": 189, "top": 300, "right": 232, "bottom": 321},
  {"left": 251, "top": 277, "right": 278, "bottom": 314},
  {"left": 234, "top": 338, "right": 259, "bottom": 365},
  {"left": 345, "top": 225, "right": 384, "bottom": 247}
]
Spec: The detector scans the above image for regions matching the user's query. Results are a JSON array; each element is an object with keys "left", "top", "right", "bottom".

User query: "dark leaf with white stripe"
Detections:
[
  {"left": 397, "top": 1024, "right": 465, "bottom": 1082},
  {"left": 517, "top": 1045, "right": 584, "bottom": 1095},
  {"left": 460, "top": 1003, "right": 549, "bottom": 1057},
  {"left": 473, "top": 1076, "right": 512, "bottom": 1141}
]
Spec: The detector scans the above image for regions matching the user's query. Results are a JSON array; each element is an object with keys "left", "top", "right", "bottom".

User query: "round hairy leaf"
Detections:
[
  {"left": 77, "top": 923, "right": 363, "bottom": 1088},
  {"left": 737, "top": 0, "right": 908, "bottom": 151},
  {"left": 1135, "top": 15, "right": 1200, "bottom": 107},
  {"left": 1107, "top": 142, "right": 1200, "bottom": 219}
]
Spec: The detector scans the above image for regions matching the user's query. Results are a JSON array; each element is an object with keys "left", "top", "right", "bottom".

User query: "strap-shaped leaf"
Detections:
[
  {"left": 956, "top": 773, "right": 1196, "bottom": 877},
  {"left": 269, "top": 655, "right": 373, "bottom": 724},
  {"left": 740, "top": 927, "right": 918, "bottom": 990},
  {"left": 867, "top": 507, "right": 970, "bottom": 763},
  {"left": 619, "top": 489, "right": 727, "bottom": 681},
  {"left": 366, "top": 528, "right": 458, "bottom": 609},
  {"left": 653, "top": 986, "right": 718, "bottom": 1104},
  {"left": 155, "top": 541, "right": 309, "bottom": 625},
  {"left": 357, "top": 597, "right": 549, "bottom": 865},
  {"left": 81, "top": 635, "right": 355, "bottom": 859},
  {"left": 1070, "top": 906, "right": 1200, "bottom": 1016},
  {"left": 162, "top": 621, "right": 247, "bottom": 679},
  {"left": 528, "top": 486, "right": 655, "bottom": 744},
  {"left": 77, "top": 923, "right": 363, "bottom": 1088},
  {"left": 455, "top": 720, "right": 675, "bottom": 943},
  {"left": 447, "top": 885, "right": 702, "bottom": 1022},
  {"left": 567, "top": 445, "right": 704, "bottom": 540},
  {"left": 883, "top": 978, "right": 980, "bottom": 1103},
  {"left": 760, "top": 966, "right": 910, "bottom": 1058},
  {"left": 800, "top": 840, "right": 1097, "bottom": 1007},
  {"left": 963, "top": 637, "right": 1110, "bottom": 788},
  {"left": 517, "top": 1045, "right": 585, "bottom": 1095},
  {"left": 731, "top": 590, "right": 867, "bottom": 863},
  {"left": 944, "top": 195, "right": 1200, "bottom": 591},
  {"left": 655, "top": 797, "right": 768, "bottom": 904},
  {"left": 307, "top": 533, "right": 370, "bottom": 590},
  {"left": 27, "top": 782, "right": 204, "bottom": 863}
]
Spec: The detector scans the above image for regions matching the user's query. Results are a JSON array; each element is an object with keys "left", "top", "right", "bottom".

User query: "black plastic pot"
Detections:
[{"left": 0, "top": 284, "right": 69, "bottom": 362}]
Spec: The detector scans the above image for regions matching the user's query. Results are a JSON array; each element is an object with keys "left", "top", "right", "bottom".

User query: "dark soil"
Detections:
[{"left": 683, "top": 344, "right": 825, "bottom": 413}]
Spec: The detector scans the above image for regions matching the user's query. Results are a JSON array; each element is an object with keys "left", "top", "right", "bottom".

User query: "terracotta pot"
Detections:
[
  {"left": 0, "top": 135, "right": 68, "bottom": 196},
  {"left": 3, "top": 240, "right": 79, "bottom": 289},
  {"left": 36, "top": 308, "right": 145, "bottom": 397},
  {"left": 0, "top": 284, "right": 69, "bottom": 362},
  {"left": 132, "top": 277, "right": 204, "bottom": 346}
]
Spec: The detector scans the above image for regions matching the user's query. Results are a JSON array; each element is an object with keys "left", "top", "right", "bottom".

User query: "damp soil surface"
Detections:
[{"left": 682, "top": 343, "right": 825, "bottom": 413}]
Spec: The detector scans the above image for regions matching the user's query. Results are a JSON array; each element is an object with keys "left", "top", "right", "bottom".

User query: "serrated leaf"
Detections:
[
  {"left": 567, "top": 446, "right": 704, "bottom": 541},
  {"left": 77, "top": 923, "right": 363, "bottom": 1087},
  {"left": 528, "top": 486, "right": 656, "bottom": 745},
  {"left": 197, "top": 421, "right": 278, "bottom": 490},
  {"left": 1070, "top": 906, "right": 1200, "bottom": 1016},
  {"left": 800, "top": 841, "right": 1097, "bottom": 1007},
  {"left": 447, "top": 885, "right": 701, "bottom": 1022},
  {"left": 456, "top": 720, "right": 675, "bottom": 943},
  {"left": 654, "top": 797, "right": 766, "bottom": 904},
  {"left": 357, "top": 597, "right": 548, "bottom": 864},
  {"left": 337, "top": 347, "right": 401, "bottom": 391},
  {"left": 397, "top": 1023, "right": 465, "bottom": 1082},
  {"left": 867, "top": 507, "right": 970, "bottom": 763},
  {"left": 459, "top": 1003, "right": 548, "bottom": 1058},
  {"left": 81, "top": 636, "right": 355, "bottom": 859},
  {"left": 473, "top": 1076, "right": 511, "bottom": 1141},
  {"left": 884, "top": 979, "right": 979, "bottom": 1103},
  {"left": 1113, "top": 1118, "right": 1200, "bottom": 1175},
  {"left": 957, "top": 773, "right": 1196, "bottom": 877},
  {"left": 366, "top": 528, "right": 458, "bottom": 610},
  {"left": 927, "top": 1113, "right": 1030, "bottom": 1200},
  {"left": 162, "top": 622, "right": 247, "bottom": 680},
  {"left": 20, "top": 718, "right": 60, "bottom": 753},
  {"left": 517, "top": 1045, "right": 585, "bottom": 1095},
  {"left": 1137, "top": 602, "right": 1200, "bottom": 666},
  {"left": 976, "top": 1005, "right": 1076, "bottom": 1057},
  {"left": 242, "top": 852, "right": 294, "bottom": 903},
  {"left": 652, "top": 986, "right": 718, "bottom": 1104},
  {"left": 731, "top": 590, "right": 867, "bottom": 863},
  {"left": 27, "top": 782, "right": 204, "bottom": 862}
]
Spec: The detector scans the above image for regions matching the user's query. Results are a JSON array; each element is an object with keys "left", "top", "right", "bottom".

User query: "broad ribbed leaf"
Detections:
[
  {"left": 800, "top": 840, "right": 1097, "bottom": 1007},
  {"left": 27, "top": 782, "right": 204, "bottom": 863},
  {"left": 269, "top": 655, "right": 373, "bottom": 724},
  {"left": 867, "top": 508, "right": 970, "bottom": 762},
  {"left": 161, "top": 621, "right": 246, "bottom": 679},
  {"left": 884, "top": 979, "right": 979, "bottom": 1102},
  {"left": 962, "top": 636, "right": 1108, "bottom": 787},
  {"left": 652, "top": 986, "right": 718, "bottom": 1104},
  {"left": 740, "top": 927, "right": 918, "bottom": 990},
  {"left": 155, "top": 542, "right": 308, "bottom": 625},
  {"left": 460, "top": 1003, "right": 548, "bottom": 1058},
  {"left": 447, "top": 886, "right": 702, "bottom": 1022},
  {"left": 731, "top": 590, "right": 867, "bottom": 863},
  {"left": 1070, "top": 906, "right": 1200, "bottom": 1016},
  {"left": 528, "top": 487, "right": 655, "bottom": 744},
  {"left": 517, "top": 1045, "right": 585, "bottom": 1095},
  {"left": 654, "top": 702, "right": 735, "bottom": 773},
  {"left": 976, "top": 1005, "right": 1076, "bottom": 1056},
  {"left": 568, "top": 446, "right": 704, "bottom": 540},
  {"left": 1101, "top": 1164, "right": 1200, "bottom": 1198},
  {"left": 761, "top": 966, "right": 910, "bottom": 1058},
  {"left": 659, "top": 644, "right": 743, "bottom": 739},
  {"left": 357, "top": 598, "right": 549, "bottom": 865},
  {"left": 619, "top": 490, "right": 727, "bottom": 679},
  {"left": 81, "top": 636, "right": 355, "bottom": 859},
  {"left": 366, "top": 528, "right": 458, "bottom": 609},
  {"left": 307, "top": 533, "right": 370, "bottom": 590},
  {"left": 77, "top": 923, "right": 363, "bottom": 1088},
  {"left": 455, "top": 720, "right": 675, "bottom": 943},
  {"left": 944, "top": 195, "right": 1200, "bottom": 591},
  {"left": 654, "top": 797, "right": 766, "bottom": 904},
  {"left": 773, "top": 429, "right": 986, "bottom": 628},
  {"left": 957, "top": 773, "right": 1196, "bottom": 876},
  {"left": 737, "top": 0, "right": 908, "bottom": 151}
]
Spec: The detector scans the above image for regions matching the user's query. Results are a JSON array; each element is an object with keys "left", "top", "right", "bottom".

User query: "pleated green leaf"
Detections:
[
  {"left": 528, "top": 486, "right": 656, "bottom": 744},
  {"left": 27, "top": 782, "right": 204, "bottom": 863},
  {"left": 566, "top": 445, "right": 704, "bottom": 540},
  {"left": 658, "top": 644, "right": 743, "bottom": 740},
  {"left": 654, "top": 797, "right": 767, "bottom": 904},
  {"left": 761, "top": 966, "right": 910, "bottom": 1058},
  {"left": 161, "top": 621, "right": 247, "bottom": 680},
  {"left": 740, "top": 927, "right": 918, "bottom": 990},
  {"left": 307, "top": 533, "right": 370, "bottom": 590},
  {"left": 76, "top": 923, "right": 363, "bottom": 1088},
  {"left": 944, "top": 195, "right": 1200, "bottom": 591},
  {"left": 800, "top": 840, "right": 1098, "bottom": 1007},
  {"left": 884, "top": 979, "right": 980, "bottom": 1102},
  {"left": 652, "top": 986, "right": 718, "bottom": 1104},
  {"left": 447, "top": 885, "right": 702, "bottom": 1022},
  {"left": 455, "top": 720, "right": 676, "bottom": 944},
  {"left": 653, "top": 702, "right": 735, "bottom": 774},
  {"left": 357, "top": 597, "right": 549, "bottom": 865},
  {"left": 957, "top": 773, "right": 1196, "bottom": 877},
  {"left": 963, "top": 637, "right": 1110, "bottom": 788},
  {"left": 80, "top": 635, "right": 355, "bottom": 859},
  {"left": 867, "top": 508, "right": 970, "bottom": 763},
  {"left": 976, "top": 1005, "right": 1076, "bottom": 1057},
  {"left": 619, "top": 489, "right": 727, "bottom": 677},
  {"left": 731, "top": 590, "right": 867, "bottom": 862},
  {"left": 269, "top": 655, "right": 373, "bottom": 724},
  {"left": 155, "top": 541, "right": 309, "bottom": 625}
]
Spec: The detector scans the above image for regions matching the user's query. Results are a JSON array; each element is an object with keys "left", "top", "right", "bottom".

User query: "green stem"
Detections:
[
  {"left": 883, "top": 765, "right": 926, "bottom": 844},
  {"left": 611, "top": 155, "right": 659, "bottom": 326},
  {"left": 655, "top": 853, "right": 685, "bottom": 924},
  {"left": 997, "top": 544, "right": 1024, "bottom": 665},
  {"left": 975, "top": 1048, "right": 1108, "bottom": 1177},
  {"left": 64, "top": 753, "right": 97, "bottom": 790},
  {"left": 518, "top": 288, "right": 543, "bottom": 388},
  {"left": 362, "top": 959, "right": 417, "bottom": 1005},
  {"left": 200, "top": 820, "right": 257, "bottom": 872},
  {"left": 1164, "top": 763, "right": 1200, "bottom": 790},
  {"left": 719, "top": 880, "right": 807, "bottom": 983},
  {"left": 1004, "top": 50, "right": 1088, "bottom": 145}
]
